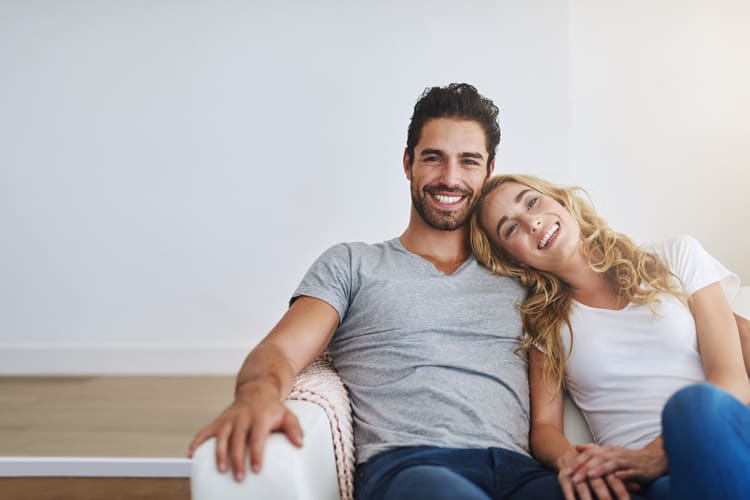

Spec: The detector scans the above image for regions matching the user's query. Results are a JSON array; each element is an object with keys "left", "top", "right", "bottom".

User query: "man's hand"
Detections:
[
  {"left": 187, "top": 384, "right": 304, "bottom": 481},
  {"left": 557, "top": 446, "right": 630, "bottom": 500}
]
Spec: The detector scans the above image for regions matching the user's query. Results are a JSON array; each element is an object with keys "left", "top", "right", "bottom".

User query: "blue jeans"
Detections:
[
  {"left": 662, "top": 383, "right": 750, "bottom": 500},
  {"left": 354, "top": 446, "right": 563, "bottom": 500}
]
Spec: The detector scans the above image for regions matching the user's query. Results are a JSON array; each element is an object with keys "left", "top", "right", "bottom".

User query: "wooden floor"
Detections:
[
  {"left": 0, "top": 376, "right": 235, "bottom": 499},
  {"left": 0, "top": 477, "right": 190, "bottom": 500},
  {"left": 0, "top": 376, "right": 234, "bottom": 458}
]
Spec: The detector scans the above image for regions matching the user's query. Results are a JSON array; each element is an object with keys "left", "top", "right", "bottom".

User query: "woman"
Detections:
[{"left": 469, "top": 174, "right": 750, "bottom": 500}]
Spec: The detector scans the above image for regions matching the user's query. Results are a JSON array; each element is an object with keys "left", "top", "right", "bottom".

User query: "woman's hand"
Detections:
[
  {"left": 557, "top": 446, "right": 631, "bottom": 500},
  {"left": 569, "top": 443, "right": 667, "bottom": 486}
]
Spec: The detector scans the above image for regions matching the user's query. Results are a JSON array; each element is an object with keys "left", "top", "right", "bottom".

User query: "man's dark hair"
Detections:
[{"left": 406, "top": 83, "right": 500, "bottom": 172}]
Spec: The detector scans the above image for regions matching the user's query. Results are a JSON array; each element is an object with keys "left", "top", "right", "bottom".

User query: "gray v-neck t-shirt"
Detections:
[{"left": 293, "top": 238, "right": 529, "bottom": 464}]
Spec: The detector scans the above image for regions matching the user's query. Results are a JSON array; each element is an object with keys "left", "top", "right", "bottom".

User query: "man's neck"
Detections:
[{"left": 399, "top": 212, "right": 470, "bottom": 275}]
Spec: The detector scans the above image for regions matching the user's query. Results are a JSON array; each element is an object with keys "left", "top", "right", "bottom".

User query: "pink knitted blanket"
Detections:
[{"left": 288, "top": 354, "right": 354, "bottom": 500}]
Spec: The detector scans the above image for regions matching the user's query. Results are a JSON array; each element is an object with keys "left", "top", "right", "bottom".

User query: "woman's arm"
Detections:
[
  {"left": 692, "top": 282, "right": 750, "bottom": 403},
  {"left": 736, "top": 313, "right": 750, "bottom": 378},
  {"left": 528, "top": 348, "right": 629, "bottom": 500},
  {"left": 528, "top": 347, "right": 571, "bottom": 469}
]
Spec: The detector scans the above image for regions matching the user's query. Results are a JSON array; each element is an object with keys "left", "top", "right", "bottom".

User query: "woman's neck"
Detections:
[{"left": 557, "top": 253, "right": 628, "bottom": 310}]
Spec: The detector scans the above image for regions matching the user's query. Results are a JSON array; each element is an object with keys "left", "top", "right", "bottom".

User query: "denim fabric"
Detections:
[
  {"left": 354, "top": 446, "right": 564, "bottom": 500},
  {"left": 662, "top": 383, "right": 750, "bottom": 500}
]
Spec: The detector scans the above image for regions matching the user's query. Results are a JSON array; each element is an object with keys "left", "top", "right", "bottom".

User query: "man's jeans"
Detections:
[
  {"left": 662, "top": 383, "right": 750, "bottom": 500},
  {"left": 354, "top": 446, "right": 564, "bottom": 500}
]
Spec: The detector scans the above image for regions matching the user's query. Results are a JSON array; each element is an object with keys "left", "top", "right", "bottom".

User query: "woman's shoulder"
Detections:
[
  {"left": 646, "top": 234, "right": 705, "bottom": 269},
  {"left": 647, "top": 234, "right": 701, "bottom": 253}
]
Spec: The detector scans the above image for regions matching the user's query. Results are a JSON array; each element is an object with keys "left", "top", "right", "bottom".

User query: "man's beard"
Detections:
[{"left": 411, "top": 183, "right": 476, "bottom": 231}]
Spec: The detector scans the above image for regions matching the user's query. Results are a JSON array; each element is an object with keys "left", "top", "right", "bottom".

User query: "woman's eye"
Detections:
[
  {"left": 505, "top": 222, "right": 518, "bottom": 237},
  {"left": 527, "top": 197, "right": 538, "bottom": 210}
]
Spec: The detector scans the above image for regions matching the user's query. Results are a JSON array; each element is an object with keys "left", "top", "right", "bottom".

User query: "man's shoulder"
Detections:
[
  {"left": 319, "top": 238, "right": 399, "bottom": 259},
  {"left": 467, "top": 257, "right": 526, "bottom": 290}
]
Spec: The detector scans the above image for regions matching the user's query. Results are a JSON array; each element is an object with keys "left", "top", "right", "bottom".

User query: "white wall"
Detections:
[
  {"left": 568, "top": 1, "right": 750, "bottom": 281},
  {"left": 0, "top": 1, "right": 570, "bottom": 374},
  {"left": 2, "top": 2, "right": 747, "bottom": 375}
]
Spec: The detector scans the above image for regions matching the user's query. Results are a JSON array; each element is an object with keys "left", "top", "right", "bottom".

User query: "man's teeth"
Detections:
[
  {"left": 434, "top": 194, "right": 463, "bottom": 204},
  {"left": 538, "top": 223, "right": 559, "bottom": 249}
]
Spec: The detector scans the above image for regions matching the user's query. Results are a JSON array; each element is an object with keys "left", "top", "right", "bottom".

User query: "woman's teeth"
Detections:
[{"left": 538, "top": 223, "right": 559, "bottom": 249}]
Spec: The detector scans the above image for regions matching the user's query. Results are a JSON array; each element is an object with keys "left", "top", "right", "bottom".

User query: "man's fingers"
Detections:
[
  {"left": 214, "top": 421, "right": 234, "bottom": 473},
  {"left": 588, "top": 477, "right": 612, "bottom": 500},
  {"left": 281, "top": 410, "right": 304, "bottom": 447},
  {"left": 248, "top": 416, "right": 274, "bottom": 473},
  {"left": 575, "top": 479, "right": 594, "bottom": 500},
  {"left": 229, "top": 418, "right": 251, "bottom": 481},
  {"left": 605, "top": 473, "right": 631, "bottom": 500},
  {"left": 558, "top": 471, "right": 578, "bottom": 500},
  {"left": 187, "top": 423, "right": 217, "bottom": 457}
]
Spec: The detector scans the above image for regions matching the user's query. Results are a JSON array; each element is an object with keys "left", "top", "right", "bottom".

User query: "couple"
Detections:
[{"left": 188, "top": 83, "right": 750, "bottom": 500}]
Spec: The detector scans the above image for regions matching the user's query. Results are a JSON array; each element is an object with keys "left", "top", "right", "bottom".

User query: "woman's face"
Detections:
[{"left": 479, "top": 181, "right": 581, "bottom": 273}]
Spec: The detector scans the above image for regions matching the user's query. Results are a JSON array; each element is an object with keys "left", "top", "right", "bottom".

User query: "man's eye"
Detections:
[
  {"left": 527, "top": 197, "right": 538, "bottom": 210},
  {"left": 425, "top": 156, "right": 439, "bottom": 162},
  {"left": 505, "top": 222, "right": 518, "bottom": 237}
]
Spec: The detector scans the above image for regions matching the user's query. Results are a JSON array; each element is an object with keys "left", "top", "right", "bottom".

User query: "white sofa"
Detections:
[{"left": 191, "top": 287, "right": 750, "bottom": 500}]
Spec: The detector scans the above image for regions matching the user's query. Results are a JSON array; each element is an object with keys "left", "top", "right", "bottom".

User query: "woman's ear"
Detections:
[{"left": 509, "top": 257, "right": 528, "bottom": 269}]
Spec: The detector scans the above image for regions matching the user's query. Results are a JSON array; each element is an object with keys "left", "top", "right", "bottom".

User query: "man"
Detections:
[{"left": 189, "top": 83, "right": 564, "bottom": 499}]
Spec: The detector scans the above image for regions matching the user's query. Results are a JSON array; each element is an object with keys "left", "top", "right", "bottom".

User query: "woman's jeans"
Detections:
[{"left": 662, "top": 383, "right": 750, "bottom": 499}]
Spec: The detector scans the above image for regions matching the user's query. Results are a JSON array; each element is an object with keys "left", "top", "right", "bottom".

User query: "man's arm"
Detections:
[{"left": 187, "top": 296, "right": 340, "bottom": 481}]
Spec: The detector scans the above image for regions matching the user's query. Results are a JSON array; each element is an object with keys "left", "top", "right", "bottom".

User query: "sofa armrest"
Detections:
[{"left": 190, "top": 400, "right": 340, "bottom": 500}]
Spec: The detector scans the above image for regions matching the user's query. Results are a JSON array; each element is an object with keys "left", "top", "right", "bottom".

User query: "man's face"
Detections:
[{"left": 404, "top": 118, "right": 493, "bottom": 231}]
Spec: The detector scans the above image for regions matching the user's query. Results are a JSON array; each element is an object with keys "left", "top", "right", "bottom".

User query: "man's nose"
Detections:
[{"left": 438, "top": 160, "right": 462, "bottom": 187}]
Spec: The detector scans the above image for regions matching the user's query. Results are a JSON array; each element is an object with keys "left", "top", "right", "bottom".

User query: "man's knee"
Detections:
[{"left": 383, "top": 465, "right": 489, "bottom": 500}]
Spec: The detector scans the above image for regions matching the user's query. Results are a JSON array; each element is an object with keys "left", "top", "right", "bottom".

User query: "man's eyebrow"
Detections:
[
  {"left": 418, "top": 149, "right": 485, "bottom": 159},
  {"left": 420, "top": 148, "right": 444, "bottom": 157},
  {"left": 495, "top": 188, "right": 532, "bottom": 236}
]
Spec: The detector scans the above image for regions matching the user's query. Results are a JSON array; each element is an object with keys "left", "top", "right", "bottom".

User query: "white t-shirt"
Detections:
[{"left": 562, "top": 235, "right": 740, "bottom": 449}]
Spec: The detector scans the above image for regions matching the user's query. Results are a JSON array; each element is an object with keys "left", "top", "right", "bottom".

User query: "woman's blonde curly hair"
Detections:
[{"left": 470, "top": 174, "right": 685, "bottom": 389}]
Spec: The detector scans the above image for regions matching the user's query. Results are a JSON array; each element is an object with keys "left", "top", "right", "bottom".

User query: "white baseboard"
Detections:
[
  {"left": 0, "top": 456, "right": 190, "bottom": 477},
  {"left": 0, "top": 342, "right": 252, "bottom": 375}
]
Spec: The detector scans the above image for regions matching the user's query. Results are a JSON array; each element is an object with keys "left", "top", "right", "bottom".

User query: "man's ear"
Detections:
[
  {"left": 487, "top": 158, "right": 495, "bottom": 176},
  {"left": 403, "top": 148, "right": 412, "bottom": 180}
]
